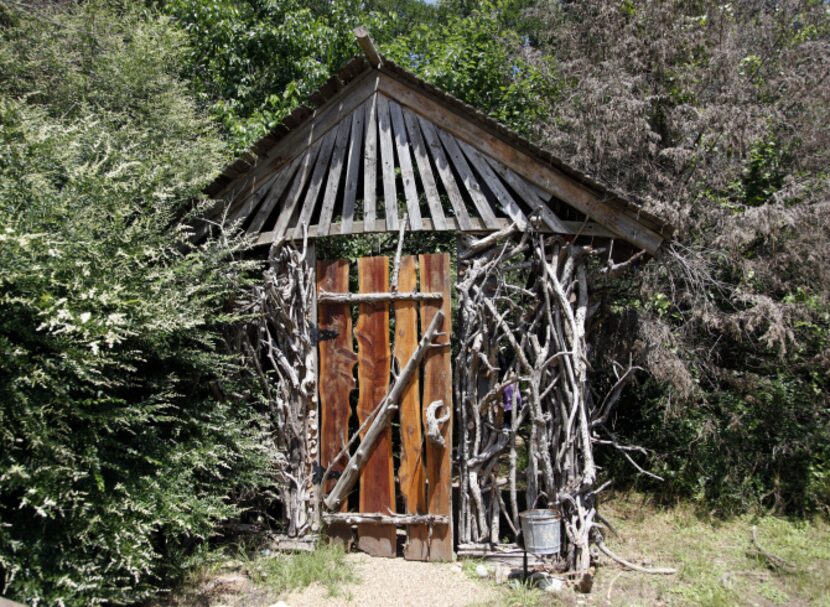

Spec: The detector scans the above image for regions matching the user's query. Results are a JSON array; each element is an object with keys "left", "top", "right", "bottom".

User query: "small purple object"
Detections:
[{"left": 503, "top": 384, "right": 522, "bottom": 411}]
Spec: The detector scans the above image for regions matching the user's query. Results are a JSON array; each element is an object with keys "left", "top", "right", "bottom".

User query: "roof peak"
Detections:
[{"left": 201, "top": 49, "right": 672, "bottom": 254}]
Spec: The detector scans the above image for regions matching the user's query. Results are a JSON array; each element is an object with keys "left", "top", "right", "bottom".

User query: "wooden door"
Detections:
[{"left": 316, "top": 253, "right": 453, "bottom": 560}]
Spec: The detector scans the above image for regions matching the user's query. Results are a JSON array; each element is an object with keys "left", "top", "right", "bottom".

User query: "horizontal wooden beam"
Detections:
[
  {"left": 318, "top": 291, "right": 443, "bottom": 304},
  {"left": 255, "top": 217, "right": 613, "bottom": 246},
  {"left": 323, "top": 513, "right": 449, "bottom": 526}
]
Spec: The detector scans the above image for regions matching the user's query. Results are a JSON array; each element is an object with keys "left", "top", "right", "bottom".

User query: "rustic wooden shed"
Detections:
[{"left": 199, "top": 33, "right": 673, "bottom": 576}]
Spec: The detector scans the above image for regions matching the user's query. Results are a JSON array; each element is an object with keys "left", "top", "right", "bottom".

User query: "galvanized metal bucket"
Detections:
[{"left": 519, "top": 508, "right": 562, "bottom": 555}]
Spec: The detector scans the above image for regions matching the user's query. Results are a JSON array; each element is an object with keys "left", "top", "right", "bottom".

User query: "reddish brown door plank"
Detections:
[
  {"left": 395, "top": 255, "right": 429, "bottom": 560},
  {"left": 419, "top": 253, "right": 453, "bottom": 561},
  {"left": 317, "top": 260, "right": 357, "bottom": 546},
  {"left": 355, "top": 256, "right": 396, "bottom": 557}
]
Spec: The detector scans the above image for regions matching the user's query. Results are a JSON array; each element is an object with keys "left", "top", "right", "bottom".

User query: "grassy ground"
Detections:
[
  {"left": 588, "top": 494, "right": 830, "bottom": 607},
  {"left": 153, "top": 542, "right": 357, "bottom": 607},
  {"left": 157, "top": 494, "right": 830, "bottom": 607},
  {"left": 486, "top": 493, "right": 830, "bottom": 607}
]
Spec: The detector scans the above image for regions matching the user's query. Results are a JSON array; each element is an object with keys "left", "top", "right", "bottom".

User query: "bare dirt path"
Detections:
[{"left": 282, "top": 552, "right": 500, "bottom": 607}]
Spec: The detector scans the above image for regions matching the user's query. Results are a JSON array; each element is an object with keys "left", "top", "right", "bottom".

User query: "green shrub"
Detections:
[{"left": 0, "top": 4, "right": 268, "bottom": 604}]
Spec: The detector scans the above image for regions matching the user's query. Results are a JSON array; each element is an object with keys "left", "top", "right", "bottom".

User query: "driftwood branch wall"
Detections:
[
  {"left": 236, "top": 238, "right": 318, "bottom": 537},
  {"left": 456, "top": 227, "right": 641, "bottom": 577}
]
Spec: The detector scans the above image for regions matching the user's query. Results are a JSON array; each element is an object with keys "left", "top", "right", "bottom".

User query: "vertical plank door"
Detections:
[
  {"left": 316, "top": 260, "right": 357, "bottom": 546},
  {"left": 395, "top": 255, "right": 429, "bottom": 560},
  {"left": 355, "top": 256, "right": 397, "bottom": 557},
  {"left": 420, "top": 253, "right": 453, "bottom": 561}
]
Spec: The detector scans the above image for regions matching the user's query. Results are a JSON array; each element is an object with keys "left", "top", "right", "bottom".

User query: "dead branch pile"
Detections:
[
  {"left": 235, "top": 237, "right": 317, "bottom": 537},
  {"left": 456, "top": 226, "right": 646, "bottom": 574}
]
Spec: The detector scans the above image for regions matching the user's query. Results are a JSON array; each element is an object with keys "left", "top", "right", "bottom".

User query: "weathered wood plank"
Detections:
[
  {"left": 341, "top": 102, "right": 365, "bottom": 234},
  {"left": 272, "top": 139, "right": 323, "bottom": 241},
  {"left": 436, "top": 128, "right": 500, "bottom": 229},
  {"left": 362, "top": 95, "right": 379, "bottom": 232},
  {"left": 395, "top": 256, "right": 429, "bottom": 560},
  {"left": 225, "top": 169, "right": 279, "bottom": 227},
  {"left": 388, "top": 99, "right": 423, "bottom": 230},
  {"left": 417, "top": 116, "right": 474, "bottom": 231},
  {"left": 377, "top": 73, "right": 665, "bottom": 253},
  {"left": 456, "top": 138, "right": 528, "bottom": 230},
  {"left": 419, "top": 253, "right": 453, "bottom": 561},
  {"left": 376, "top": 95, "right": 399, "bottom": 231},
  {"left": 246, "top": 154, "right": 304, "bottom": 235},
  {"left": 317, "top": 260, "right": 357, "bottom": 546},
  {"left": 355, "top": 256, "right": 396, "bottom": 557},
  {"left": 260, "top": 216, "right": 615, "bottom": 244},
  {"left": 482, "top": 154, "right": 569, "bottom": 234},
  {"left": 317, "top": 117, "right": 353, "bottom": 235},
  {"left": 402, "top": 107, "right": 448, "bottom": 231},
  {"left": 297, "top": 127, "right": 340, "bottom": 229}
]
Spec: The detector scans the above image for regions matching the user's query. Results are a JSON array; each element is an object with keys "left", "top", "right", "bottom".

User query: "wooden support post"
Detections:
[{"left": 307, "top": 241, "right": 320, "bottom": 533}]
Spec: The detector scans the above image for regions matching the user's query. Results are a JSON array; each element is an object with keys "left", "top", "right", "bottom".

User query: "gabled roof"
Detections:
[{"left": 200, "top": 55, "right": 673, "bottom": 254}]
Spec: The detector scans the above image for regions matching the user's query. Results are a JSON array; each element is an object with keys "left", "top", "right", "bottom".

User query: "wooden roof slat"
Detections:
[
  {"left": 401, "top": 106, "right": 448, "bottom": 231},
  {"left": 207, "top": 162, "right": 277, "bottom": 231},
  {"left": 317, "top": 116, "right": 353, "bottom": 236},
  {"left": 381, "top": 59, "right": 671, "bottom": 235},
  {"left": 481, "top": 154, "right": 569, "bottom": 234},
  {"left": 388, "top": 99, "right": 423, "bottom": 230},
  {"left": 237, "top": 159, "right": 286, "bottom": 233},
  {"left": 376, "top": 94, "right": 399, "bottom": 231},
  {"left": 455, "top": 138, "right": 528, "bottom": 230},
  {"left": 362, "top": 94, "right": 379, "bottom": 232},
  {"left": 272, "top": 139, "right": 323, "bottom": 241},
  {"left": 245, "top": 154, "right": 304, "bottom": 234},
  {"left": 435, "top": 127, "right": 500, "bottom": 229},
  {"left": 341, "top": 101, "right": 366, "bottom": 235},
  {"left": 416, "top": 116, "right": 473, "bottom": 231},
  {"left": 297, "top": 127, "right": 340, "bottom": 230},
  {"left": 377, "top": 73, "right": 664, "bottom": 252},
  {"left": 195, "top": 171, "right": 276, "bottom": 241},
  {"left": 210, "top": 70, "right": 378, "bottom": 203},
  {"left": 201, "top": 54, "right": 672, "bottom": 253}
]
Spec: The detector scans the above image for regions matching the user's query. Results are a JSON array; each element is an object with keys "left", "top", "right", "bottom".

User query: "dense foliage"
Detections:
[
  {"left": 162, "top": 0, "right": 548, "bottom": 150},
  {"left": 523, "top": 0, "right": 830, "bottom": 514},
  {"left": 0, "top": 4, "right": 268, "bottom": 604},
  {"left": 1, "top": 0, "right": 828, "bottom": 603}
]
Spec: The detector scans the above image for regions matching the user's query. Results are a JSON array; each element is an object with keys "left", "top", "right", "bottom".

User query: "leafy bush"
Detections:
[
  {"left": 0, "top": 4, "right": 268, "bottom": 604},
  {"left": 525, "top": 0, "right": 830, "bottom": 514}
]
